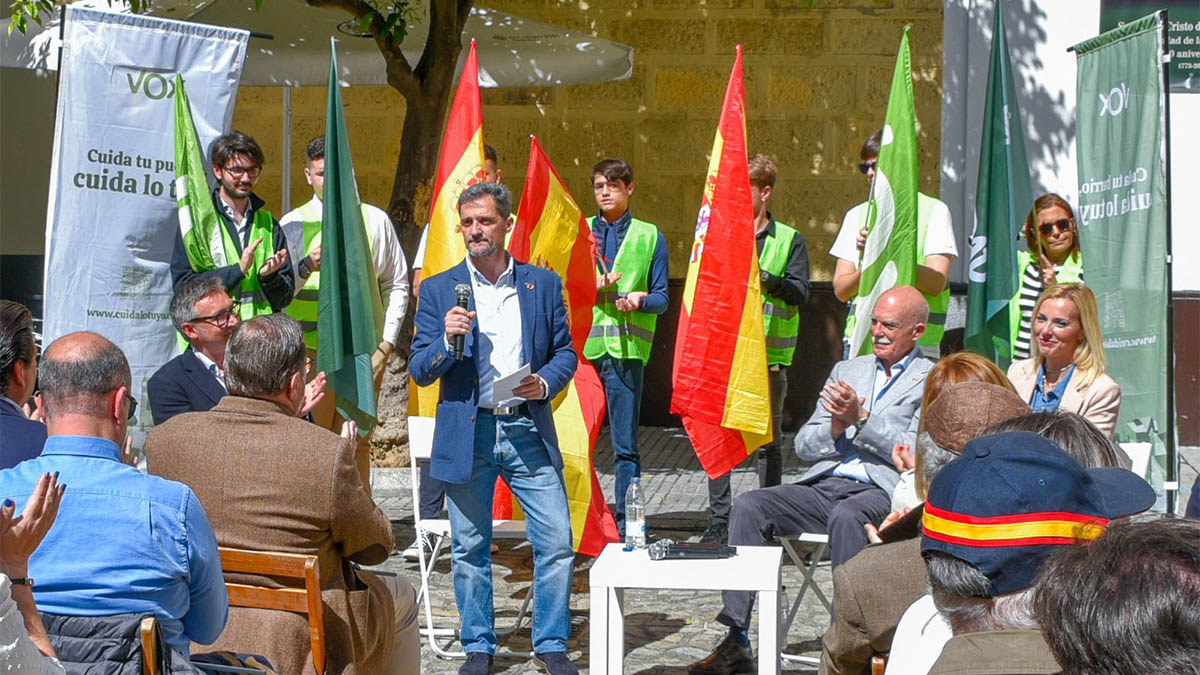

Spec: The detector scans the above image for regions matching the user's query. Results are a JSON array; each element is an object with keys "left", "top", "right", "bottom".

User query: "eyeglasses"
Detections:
[
  {"left": 190, "top": 305, "right": 240, "bottom": 328},
  {"left": 857, "top": 160, "right": 877, "bottom": 175},
  {"left": 1038, "top": 219, "right": 1073, "bottom": 236},
  {"left": 123, "top": 391, "right": 138, "bottom": 421},
  {"left": 222, "top": 165, "right": 261, "bottom": 178}
]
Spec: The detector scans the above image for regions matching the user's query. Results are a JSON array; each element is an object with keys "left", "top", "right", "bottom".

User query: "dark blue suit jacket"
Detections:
[
  {"left": 147, "top": 348, "right": 227, "bottom": 426},
  {"left": 0, "top": 397, "right": 47, "bottom": 470},
  {"left": 410, "top": 260, "right": 577, "bottom": 485}
]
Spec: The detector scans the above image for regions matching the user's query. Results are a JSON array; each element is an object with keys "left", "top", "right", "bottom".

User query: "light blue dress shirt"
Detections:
[
  {"left": 1030, "top": 363, "right": 1075, "bottom": 413},
  {"left": 0, "top": 435, "right": 228, "bottom": 660}
]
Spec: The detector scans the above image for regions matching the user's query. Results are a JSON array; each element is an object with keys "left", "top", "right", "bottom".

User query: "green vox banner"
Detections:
[{"left": 1073, "top": 13, "right": 1170, "bottom": 497}]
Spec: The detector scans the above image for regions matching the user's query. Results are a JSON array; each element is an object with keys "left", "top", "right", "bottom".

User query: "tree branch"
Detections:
[{"left": 302, "top": 0, "right": 420, "bottom": 97}]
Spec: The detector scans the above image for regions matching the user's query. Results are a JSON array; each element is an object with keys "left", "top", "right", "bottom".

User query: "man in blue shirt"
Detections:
[{"left": 0, "top": 332, "right": 228, "bottom": 663}]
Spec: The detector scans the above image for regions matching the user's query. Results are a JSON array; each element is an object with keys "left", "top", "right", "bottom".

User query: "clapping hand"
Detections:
[
  {"left": 300, "top": 371, "right": 327, "bottom": 418},
  {"left": 864, "top": 507, "right": 910, "bottom": 545},
  {"left": 259, "top": 247, "right": 290, "bottom": 277}
]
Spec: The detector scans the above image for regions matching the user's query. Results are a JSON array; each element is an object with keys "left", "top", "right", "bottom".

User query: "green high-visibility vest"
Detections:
[
  {"left": 1006, "top": 249, "right": 1084, "bottom": 352},
  {"left": 182, "top": 206, "right": 276, "bottom": 320},
  {"left": 759, "top": 221, "right": 800, "bottom": 366},
  {"left": 285, "top": 198, "right": 383, "bottom": 350},
  {"left": 584, "top": 218, "right": 660, "bottom": 364},
  {"left": 843, "top": 193, "right": 951, "bottom": 347}
]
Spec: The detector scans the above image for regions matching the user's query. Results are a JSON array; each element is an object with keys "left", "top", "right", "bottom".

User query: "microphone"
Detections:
[{"left": 452, "top": 283, "right": 472, "bottom": 361}]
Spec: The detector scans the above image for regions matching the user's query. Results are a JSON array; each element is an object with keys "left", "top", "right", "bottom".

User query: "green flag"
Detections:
[
  {"left": 1073, "top": 13, "right": 1171, "bottom": 503},
  {"left": 849, "top": 26, "right": 920, "bottom": 357},
  {"left": 965, "top": 0, "right": 1033, "bottom": 370},
  {"left": 173, "top": 75, "right": 225, "bottom": 272},
  {"left": 316, "top": 40, "right": 381, "bottom": 434}
]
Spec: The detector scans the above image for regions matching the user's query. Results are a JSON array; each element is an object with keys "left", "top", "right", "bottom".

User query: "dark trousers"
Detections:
[
  {"left": 596, "top": 356, "right": 644, "bottom": 534},
  {"left": 707, "top": 368, "right": 788, "bottom": 526},
  {"left": 716, "top": 476, "right": 891, "bottom": 629},
  {"left": 418, "top": 460, "right": 446, "bottom": 520}
]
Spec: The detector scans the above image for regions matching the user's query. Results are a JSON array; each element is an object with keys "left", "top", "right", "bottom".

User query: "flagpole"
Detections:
[
  {"left": 1157, "top": 9, "right": 1177, "bottom": 515},
  {"left": 856, "top": 168, "right": 879, "bottom": 270}
]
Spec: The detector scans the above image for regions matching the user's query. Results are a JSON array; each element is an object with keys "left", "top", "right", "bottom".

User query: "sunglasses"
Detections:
[
  {"left": 123, "top": 391, "right": 138, "bottom": 421},
  {"left": 1038, "top": 219, "right": 1073, "bottom": 236},
  {"left": 858, "top": 160, "right": 877, "bottom": 175}
]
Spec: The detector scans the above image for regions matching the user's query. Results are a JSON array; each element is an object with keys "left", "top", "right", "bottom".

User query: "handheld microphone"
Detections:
[{"left": 452, "top": 283, "right": 472, "bottom": 361}]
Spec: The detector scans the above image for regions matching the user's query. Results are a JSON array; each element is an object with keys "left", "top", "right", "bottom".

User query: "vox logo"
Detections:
[
  {"left": 1098, "top": 83, "right": 1129, "bottom": 117},
  {"left": 126, "top": 70, "right": 176, "bottom": 100}
]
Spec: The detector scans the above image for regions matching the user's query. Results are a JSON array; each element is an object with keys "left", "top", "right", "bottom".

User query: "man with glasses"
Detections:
[
  {"left": 0, "top": 331, "right": 229, "bottom": 666},
  {"left": 830, "top": 130, "right": 957, "bottom": 359},
  {"left": 169, "top": 131, "right": 294, "bottom": 317}
]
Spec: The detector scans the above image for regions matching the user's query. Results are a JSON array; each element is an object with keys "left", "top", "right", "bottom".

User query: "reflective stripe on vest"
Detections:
[
  {"left": 285, "top": 199, "right": 377, "bottom": 350},
  {"left": 759, "top": 221, "right": 800, "bottom": 366},
  {"left": 583, "top": 217, "right": 659, "bottom": 364},
  {"left": 843, "top": 193, "right": 950, "bottom": 346}
]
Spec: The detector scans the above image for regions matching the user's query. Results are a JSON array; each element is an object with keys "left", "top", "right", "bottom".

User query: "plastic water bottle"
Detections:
[{"left": 624, "top": 478, "right": 647, "bottom": 550}]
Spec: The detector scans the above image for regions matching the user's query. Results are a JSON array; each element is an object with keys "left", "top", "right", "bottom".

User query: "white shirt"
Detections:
[
  {"left": 830, "top": 193, "right": 958, "bottom": 265},
  {"left": 0, "top": 575, "right": 67, "bottom": 673},
  {"left": 885, "top": 593, "right": 953, "bottom": 675},
  {"left": 413, "top": 224, "right": 429, "bottom": 270},
  {"left": 191, "top": 350, "right": 227, "bottom": 391},
  {"left": 465, "top": 255, "right": 524, "bottom": 408},
  {"left": 280, "top": 197, "right": 411, "bottom": 346}
]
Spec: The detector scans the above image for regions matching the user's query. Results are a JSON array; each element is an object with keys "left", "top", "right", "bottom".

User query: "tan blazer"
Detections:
[
  {"left": 820, "top": 537, "right": 926, "bottom": 675},
  {"left": 1007, "top": 358, "right": 1121, "bottom": 438},
  {"left": 930, "top": 630, "right": 1061, "bottom": 674},
  {"left": 146, "top": 396, "right": 395, "bottom": 675}
]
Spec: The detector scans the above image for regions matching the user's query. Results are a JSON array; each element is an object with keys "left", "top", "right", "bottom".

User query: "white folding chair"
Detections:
[
  {"left": 777, "top": 532, "right": 832, "bottom": 665},
  {"left": 407, "top": 416, "right": 532, "bottom": 659}
]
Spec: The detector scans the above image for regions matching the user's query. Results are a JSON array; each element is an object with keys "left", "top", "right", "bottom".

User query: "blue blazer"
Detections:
[
  {"left": 410, "top": 259, "right": 577, "bottom": 485},
  {"left": 147, "top": 348, "right": 227, "bottom": 426},
  {"left": 0, "top": 397, "right": 47, "bottom": 470}
]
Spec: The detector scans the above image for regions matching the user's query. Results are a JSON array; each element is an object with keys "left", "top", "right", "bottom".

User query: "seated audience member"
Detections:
[
  {"left": 0, "top": 332, "right": 228, "bottom": 664},
  {"left": 0, "top": 300, "right": 46, "bottom": 469},
  {"left": 1033, "top": 517, "right": 1200, "bottom": 674},
  {"left": 888, "top": 351, "right": 1019, "bottom": 514},
  {"left": 146, "top": 314, "right": 418, "bottom": 674},
  {"left": 821, "top": 382, "right": 1027, "bottom": 675},
  {"left": 690, "top": 286, "right": 933, "bottom": 675},
  {"left": 1, "top": 473, "right": 66, "bottom": 672},
  {"left": 1007, "top": 283, "right": 1121, "bottom": 437},
  {"left": 917, "top": 432, "right": 1154, "bottom": 675}
]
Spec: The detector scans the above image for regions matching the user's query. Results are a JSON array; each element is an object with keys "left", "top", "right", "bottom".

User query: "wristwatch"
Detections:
[
  {"left": 9, "top": 577, "right": 34, "bottom": 587},
  {"left": 297, "top": 258, "right": 312, "bottom": 279}
]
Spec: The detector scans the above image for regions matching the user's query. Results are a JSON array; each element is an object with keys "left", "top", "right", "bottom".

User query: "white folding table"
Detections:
[{"left": 588, "top": 542, "right": 783, "bottom": 674}]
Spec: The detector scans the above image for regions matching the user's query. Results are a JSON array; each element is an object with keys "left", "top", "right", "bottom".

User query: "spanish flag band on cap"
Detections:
[{"left": 922, "top": 502, "right": 1108, "bottom": 549}]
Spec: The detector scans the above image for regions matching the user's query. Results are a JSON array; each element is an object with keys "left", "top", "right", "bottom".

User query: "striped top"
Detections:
[{"left": 1014, "top": 261, "right": 1083, "bottom": 360}]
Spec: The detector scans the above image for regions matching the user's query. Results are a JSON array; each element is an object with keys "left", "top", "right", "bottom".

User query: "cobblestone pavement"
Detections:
[{"left": 366, "top": 428, "right": 1200, "bottom": 674}]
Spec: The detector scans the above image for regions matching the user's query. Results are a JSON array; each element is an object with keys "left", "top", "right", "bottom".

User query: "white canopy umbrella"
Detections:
[{"left": 2, "top": 1, "right": 634, "bottom": 87}]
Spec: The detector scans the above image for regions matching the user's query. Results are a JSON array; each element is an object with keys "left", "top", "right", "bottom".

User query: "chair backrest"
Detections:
[
  {"left": 408, "top": 415, "right": 436, "bottom": 462},
  {"left": 140, "top": 616, "right": 160, "bottom": 675},
  {"left": 217, "top": 547, "right": 326, "bottom": 675}
]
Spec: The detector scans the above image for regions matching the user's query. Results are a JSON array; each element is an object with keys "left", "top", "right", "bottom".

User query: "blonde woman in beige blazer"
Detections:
[{"left": 1007, "top": 283, "right": 1121, "bottom": 438}]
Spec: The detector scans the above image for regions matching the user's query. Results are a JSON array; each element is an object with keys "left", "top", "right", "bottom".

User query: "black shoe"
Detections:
[
  {"left": 700, "top": 521, "right": 728, "bottom": 544},
  {"left": 459, "top": 652, "right": 493, "bottom": 675},
  {"left": 534, "top": 651, "right": 579, "bottom": 675},
  {"left": 688, "top": 631, "right": 754, "bottom": 674}
]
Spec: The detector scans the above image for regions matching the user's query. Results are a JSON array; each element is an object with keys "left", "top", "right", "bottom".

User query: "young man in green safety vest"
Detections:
[
  {"left": 170, "top": 131, "right": 295, "bottom": 316},
  {"left": 279, "top": 136, "right": 411, "bottom": 483},
  {"left": 831, "top": 131, "right": 958, "bottom": 360},
  {"left": 702, "top": 154, "right": 811, "bottom": 543},
  {"left": 585, "top": 158, "right": 669, "bottom": 538}
]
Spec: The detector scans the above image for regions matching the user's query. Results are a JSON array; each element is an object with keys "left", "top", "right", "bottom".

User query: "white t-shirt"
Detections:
[
  {"left": 280, "top": 197, "right": 411, "bottom": 346},
  {"left": 885, "top": 593, "right": 953, "bottom": 675},
  {"left": 830, "top": 193, "right": 958, "bottom": 266},
  {"left": 413, "top": 223, "right": 429, "bottom": 270}
]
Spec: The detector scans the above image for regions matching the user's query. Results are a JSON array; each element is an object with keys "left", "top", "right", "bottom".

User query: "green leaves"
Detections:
[{"left": 7, "top": 0, "right": 55, "bottom": 35}]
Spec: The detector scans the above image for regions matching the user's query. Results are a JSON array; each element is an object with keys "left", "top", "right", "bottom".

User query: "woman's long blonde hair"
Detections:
[{"left": 1031, "top": 283, "right": 1107, "bottom": 388}]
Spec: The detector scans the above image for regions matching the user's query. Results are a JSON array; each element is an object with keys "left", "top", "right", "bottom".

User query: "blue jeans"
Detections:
[
  {"left": 444, "top": 412, "right": 574, "bottom": 655},
  {"left": 596, "top": 356, "right": 644, "bottom": 534}
]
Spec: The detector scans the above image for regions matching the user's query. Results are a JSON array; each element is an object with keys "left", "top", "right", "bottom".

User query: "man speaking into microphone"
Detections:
[{"left": 411, "top": 182, "right": 579, "bottom": 675}]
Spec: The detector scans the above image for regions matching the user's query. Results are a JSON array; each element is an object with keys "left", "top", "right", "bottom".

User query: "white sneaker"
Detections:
[{"left": 401, "top": 535, "right": 430, "bottom": 561}]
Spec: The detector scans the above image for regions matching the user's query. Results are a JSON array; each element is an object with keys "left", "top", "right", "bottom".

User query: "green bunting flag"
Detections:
[
  {"left": 173, "top": 75, "right": 225, "bottom": 273},
  {"left": 316, "top": 40, "right": 381, "bottom": 434},
  {"left": 965, "top": 0, "right": 1033, "bottom": 370},
  {"left": 849, "top": 26, "right": 920, "bottom": 357}
]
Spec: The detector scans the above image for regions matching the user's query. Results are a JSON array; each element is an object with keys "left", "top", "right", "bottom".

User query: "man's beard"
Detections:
[{"left": 467, "top": 238, "right": 498, "bottom": 258}]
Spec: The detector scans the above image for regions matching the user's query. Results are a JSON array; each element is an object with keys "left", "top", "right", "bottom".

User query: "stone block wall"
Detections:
[{"left": 231, "top": 0, "right": 944, "bottom": 282}]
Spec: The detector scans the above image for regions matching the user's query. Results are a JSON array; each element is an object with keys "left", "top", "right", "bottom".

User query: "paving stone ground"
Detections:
[{"left": 366, "top": 428, "right": 1200, "bottom": 674}]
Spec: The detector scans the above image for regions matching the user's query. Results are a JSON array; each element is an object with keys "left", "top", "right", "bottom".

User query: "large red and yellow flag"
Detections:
[
  {"left": 493, "top": 136, "right": 619, "bottom": 556},
  {"left": 409, "top": 40, "right": 487, "bottom": 417},
  {"left": 671, "top": 46, "right": 773, "bottom": 479}
]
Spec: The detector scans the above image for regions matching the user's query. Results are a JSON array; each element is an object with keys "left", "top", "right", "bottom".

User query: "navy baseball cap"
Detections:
[{"left": 922, "top": 431, "right": 1155, "bottom": 595}]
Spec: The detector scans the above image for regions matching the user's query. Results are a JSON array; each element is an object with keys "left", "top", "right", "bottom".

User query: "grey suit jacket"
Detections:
[{"left": 793, "top": 352, "right": 934, "bottom": 496}]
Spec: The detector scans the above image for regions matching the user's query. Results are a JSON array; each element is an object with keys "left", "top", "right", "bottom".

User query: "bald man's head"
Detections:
[
  {"left": 39, "top": 331, "right": 131, "bottom": 420},
  {"left": 869, "top": 286, "right": 928, "bottom": 366}
]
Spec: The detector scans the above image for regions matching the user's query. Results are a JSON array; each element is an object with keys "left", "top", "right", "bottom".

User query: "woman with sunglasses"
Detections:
[
  {"left": 1007, "top": 283, "right": 1120, "bottom": 438},
  {"left": 1009, "top": 193, "right": 1084, "bottom": 360}
]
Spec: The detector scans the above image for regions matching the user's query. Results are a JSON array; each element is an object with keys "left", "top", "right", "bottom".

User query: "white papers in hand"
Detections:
[{"left": 490, "top": 363, "right": 532, "bottom": 405}]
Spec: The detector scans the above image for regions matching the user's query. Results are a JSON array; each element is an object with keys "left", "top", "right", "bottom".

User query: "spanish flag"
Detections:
[
  {"left": 409, "top": 40, "right": 487, "bottom": 417},
  {"left": 671, "top": 46, "right": 773, "bottom": 479},
  {"left": 493, "top": 136, "right": 620, "bottom": 556}
]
